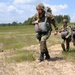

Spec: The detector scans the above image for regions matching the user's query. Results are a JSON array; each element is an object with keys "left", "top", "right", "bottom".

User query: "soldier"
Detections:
[
  {"left": 72, "top": 23, "right": 75, "bottom": 46},
  {"left": 32, "top": 3, "right": 58, "bottom": 62},
  {"left": 60, "top": 19, "right": 71, "bottom": 52}
]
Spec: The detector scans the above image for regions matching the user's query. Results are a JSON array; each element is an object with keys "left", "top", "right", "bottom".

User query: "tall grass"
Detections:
[
  {"left": 0, "top": 25, "right": 36, "bottom": 62},
  {"left": 0, "top": 24, "right": 75, "bottom": 62}
]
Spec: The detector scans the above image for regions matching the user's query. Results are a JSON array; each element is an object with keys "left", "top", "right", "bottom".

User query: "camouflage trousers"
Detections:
[
  {"left": 36, "top": 31, "right": 51, "bottom": 52},
  {"left": 61, "top": 36, "right": 71, "bottom": 51}
]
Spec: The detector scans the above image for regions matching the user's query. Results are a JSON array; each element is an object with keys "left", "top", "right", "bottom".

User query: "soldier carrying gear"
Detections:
[
  {"left": 32, "top": 3, "right": 58, "bottom": 62},
  {"left": 59, "top": 19, "right": 71, "bottom": 52}
]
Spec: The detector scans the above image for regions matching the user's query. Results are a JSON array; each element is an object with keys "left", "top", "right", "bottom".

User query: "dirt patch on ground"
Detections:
[{"left": 0, "top": 44, "right": 75, "bottom": 75}]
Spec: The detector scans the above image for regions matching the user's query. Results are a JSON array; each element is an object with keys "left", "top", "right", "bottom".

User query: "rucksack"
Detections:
[
  {"left": 44, "top": 7, "right": 52, "bottom": 14},
  {"left": 34, "top": 7, "right": 52, "bottom": 33}
]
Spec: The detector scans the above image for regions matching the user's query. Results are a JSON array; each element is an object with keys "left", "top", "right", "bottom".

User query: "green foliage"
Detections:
[
  {"left": 54, "top": 15, "right": 70, "bottom": 23},
  {"left": 63, "top": 15, "right": 70, "bottom": 22},
  {"left": 0, "top": 21, "right": 23, "bottom": 26},
  {"left": 23, "top": 17, "right": 33, "bottom": 25},
  {"left": 0, "top": 14, "right": 70, "bottom": 26},
  {"left": 23, "top": 15, "right": 70, "bottom": 25},
  {"left": 62, "top": 50, "right": 75, "bottom": 62},
  {"left": 55, "top": 15, "right": 63, "bottom": 23}
]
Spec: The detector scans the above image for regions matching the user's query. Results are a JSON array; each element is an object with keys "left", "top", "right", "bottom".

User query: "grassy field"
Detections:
[
  {"left": 0, "top": 24, "right": 75, "bottom": 63},
  {"left": 0, "top": 25, "right": 36, "bottom": 63}
]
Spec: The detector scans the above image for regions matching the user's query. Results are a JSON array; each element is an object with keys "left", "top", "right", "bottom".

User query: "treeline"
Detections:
[
  {"left": 54, "top": 15, "right": 70, "bottom": 23},
  {"left": 0, "top": 22, "right": 23, "bottom": 26},
  {"left": 0, "top": 15, "right": 70, "bottom": 26},
  {"left": 24, "top": 15, "right": 70, "bottom": 25}
]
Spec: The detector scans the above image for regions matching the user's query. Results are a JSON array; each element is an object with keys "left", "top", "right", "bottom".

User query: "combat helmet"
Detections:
[
  {"left": 36, "top": 3, "right": 45, "bottom": 10},
  {"left": 63, "top": 19, "right": 67, "bottom": 23}
]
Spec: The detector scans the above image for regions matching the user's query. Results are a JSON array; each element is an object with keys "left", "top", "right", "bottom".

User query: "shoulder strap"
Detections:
[{"left": 44, "top": 7, "right": 48, "bottom": 23}]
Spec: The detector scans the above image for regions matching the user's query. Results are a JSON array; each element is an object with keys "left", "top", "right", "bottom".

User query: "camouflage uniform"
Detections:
[
  {"left": 72, "top": 24, "right": 75, "bottom": 46},
  {"left": 60, "top": 19, "right": 71, "bottom": 51},
  {"left": 33, "top": 3, "right": 58, "bottom": 61}
]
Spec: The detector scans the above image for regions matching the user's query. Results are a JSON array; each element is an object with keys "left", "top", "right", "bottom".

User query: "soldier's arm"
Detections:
[
  {"left": 51, "top": 17, "right": 58, "bottom": 31},
  {"left": 32, "top": 14, "right": 38, "bottom": 25},
  {"left": 46, "top": 12, "right": 58, "bottom": 31}
]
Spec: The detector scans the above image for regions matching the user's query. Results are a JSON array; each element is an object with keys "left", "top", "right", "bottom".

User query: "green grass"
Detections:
[
  {"left": 0, "top": 25, "right": 37, "bottom": 50},
  {"left": 6, "top": 50, "right": 36, "bottom": 63},
  {"left": 0, "top": 25, "right": 35, "bottom": 34},
  {"left": 62, "top": 49, "right": 75, "bottom": 62},
  {"left": 0, "top": 24, "right": 75, "bottom": 62},
  {"left": 0, "top": 25, "right": 37, "bottom": 62}
]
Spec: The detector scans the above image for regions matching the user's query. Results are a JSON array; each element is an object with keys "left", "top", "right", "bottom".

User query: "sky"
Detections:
[{"left": 0, "top": 0, "right": 75, "bottom": 23}]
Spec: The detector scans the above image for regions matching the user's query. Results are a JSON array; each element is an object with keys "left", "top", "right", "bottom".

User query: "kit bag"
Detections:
[{"left": 61, "top": 31, "right": 68, "bottom": 38}]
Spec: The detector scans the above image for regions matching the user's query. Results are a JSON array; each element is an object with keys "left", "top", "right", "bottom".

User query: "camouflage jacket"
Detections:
[{"left": 33, "top": 11, "right": 58, "bottom": 31}]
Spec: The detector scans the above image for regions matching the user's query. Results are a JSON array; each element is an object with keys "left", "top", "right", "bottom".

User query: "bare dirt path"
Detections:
[{"left": 0, "top": 44, "right": 75, "bottom": 75}]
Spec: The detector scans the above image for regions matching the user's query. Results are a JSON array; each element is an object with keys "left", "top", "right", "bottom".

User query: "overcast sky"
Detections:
[{"left": 0, "top": 0, "right": 75, "bottom": 23}]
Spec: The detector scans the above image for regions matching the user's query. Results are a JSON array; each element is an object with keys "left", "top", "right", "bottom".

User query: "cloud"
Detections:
[
  {"left": 0, "top": 2, "right": 7, "bottom": 12},
  {"left": 0, "top": 2, "right": 26, "bottom": 23},
  {"left": 44, "top": 3, "right": 68, "bottom": 13},
  {"left": 7, "top": 5, "right": 24, "bottom": 14},
  {"left": 0, "top": 1, "right": 71, "bottom": 23},
  {"left": 59, "top": 4, "right": 68, "bottom": 9},
  {"left": 13, "top": 0, "right": 35, "bottom": 4},
  {"left": 70, "top": 14, "right": 75, "bottom": 22},
  {"left": 7, "top": 5, "right": 16, "bottom": 12}
]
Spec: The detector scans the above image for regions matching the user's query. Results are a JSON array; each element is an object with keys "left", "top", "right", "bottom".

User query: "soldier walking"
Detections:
[
  {"left": 32, "top": 3, "right": 58, "bottom": 62},
  {"left": 59, "top": 19, "right": 71, "bottom": 52}
]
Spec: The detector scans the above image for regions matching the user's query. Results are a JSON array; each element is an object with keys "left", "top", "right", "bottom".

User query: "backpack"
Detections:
[
  {"left": 44, "top": 7, "right": 52, "bottom": 14},
  {"left": 34, "top": 7, "right": 52, "bottom": 33}
]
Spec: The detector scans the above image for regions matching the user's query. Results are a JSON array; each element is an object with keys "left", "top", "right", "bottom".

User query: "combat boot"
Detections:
[
  {"left": 39, "top": 52, "right": 44, "bottom": 62},
  {"left": 66, "top": 44, "right": 69, "bottom": 51},
  {"left": 45, "top": 51, "right": 50, "bottom": 60},
  {"left": 61, "top": 44, "right": 66, "bottom": 51}
]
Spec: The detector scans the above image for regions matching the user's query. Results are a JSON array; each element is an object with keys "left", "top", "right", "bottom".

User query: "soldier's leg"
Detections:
[
  {"left": 36, "top": 33, "right": 41, "bottom": 41},
  {"left": 39, "top": 41, "right": 45, "bottom": 62},
  {"left": 66, "top": 40, "right": 69, "bottom": 51},
  {"left": 45, "top": 48, "right": 50, "bottom": 60},
  {"left": 40, "top": 31, "right": 51, "bottom": 60},
  {"left": 66, "top": 37, "right": 71, "bottom": 51},
  {"left": 36, "top": 33, "right": 44, "bottom": 62},
  {"left": 61, "top": 38, "right": 66, "bottom": 51},
  {"left": 40, "top": 41, "right": 50, "bottom": 59}
]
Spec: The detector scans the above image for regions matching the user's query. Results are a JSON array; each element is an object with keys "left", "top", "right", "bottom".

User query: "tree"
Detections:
[
  {"left": 12, "top": 21, "right": 18, "bottom": 26},
  {"left": 63, "top": 15, "right": 70, "bottom": 23},
  {"left": 55, "top": 15, "right": 63, "bottom": 23},
  {"left": 23, "top": 17, "right": 33, "bottom": 25},
  {"left": 23, "top": 15, "right": 70, "bottom": 25},
  {"left": 54, "top": 15, "right": 70, "bottom": 23}
]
